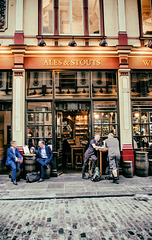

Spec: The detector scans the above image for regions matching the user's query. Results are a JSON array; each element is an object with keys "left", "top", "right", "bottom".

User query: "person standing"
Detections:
[
  {"left": 6, "top": 141, "right": 23, "bottom": 185},
  {"left": 32, "top": 141, "right": 53, "bottom": 182},
  {"left": 82, "top": 134, "right": 101, "bottom": 179},
  {"left": 105, "top": 133, "right": 120, "bottom": 184}
]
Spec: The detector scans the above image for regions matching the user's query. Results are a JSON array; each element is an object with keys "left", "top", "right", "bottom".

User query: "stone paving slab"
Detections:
[
  {"left": 0, "top": 196, "right": 152, "bottom": 240},
  {"left": 0, "top": 174, "right": 152, "bottom": 200}
]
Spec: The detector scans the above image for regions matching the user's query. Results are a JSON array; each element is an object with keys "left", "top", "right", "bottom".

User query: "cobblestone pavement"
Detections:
[{"left": 0, "top": 196, "right": 152, "bottom": 240}]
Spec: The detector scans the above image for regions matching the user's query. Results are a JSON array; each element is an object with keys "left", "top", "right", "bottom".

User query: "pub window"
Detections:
[
  {"left": 141, "top": 0, "right": 152, "bottom": 35},
  {"left": 59, "top": 0, "right": 83, "bottom": 35},
  {"left": 132, "top": 101, "right": 152, "bottom": 149},
  {"left": 93, "top": 101, "right": 118, "bottom": 141},
  {"left": 26, "top": 71, "right": 53, "bottom": 98},
  {"left": 42, "top": 0, "right": 54, "bottom": 34},
  {"left": 0, "top": 71, "right": 12, "bottom": 99},
  {"left": 131, "top": 71, "right": 152, "bottom": 98},
  {"left": 92, "top": 71, "right": 117, "bottom": 98},
  {"left": 27, "top": 102, "right": 52, "bottom": 147},
  {"left": 88, "top": 0, "right": 100, "bottom": 35},
  {"left": 0, "top": 0, "right": 8, "bottom": 31},
  {"left": 55, "top": 70, "right": 90, "bottom": 98}
]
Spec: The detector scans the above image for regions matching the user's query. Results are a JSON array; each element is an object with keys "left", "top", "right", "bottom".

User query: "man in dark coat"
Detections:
[
  {"left": 32, "top": 141, "right": 53, "bottom": 182},
  {"left": 6, "top": 141, "right": 23, "bottom": 185},
  {"left": 82, "top": 134, "right": 101, "bottom": 179}
]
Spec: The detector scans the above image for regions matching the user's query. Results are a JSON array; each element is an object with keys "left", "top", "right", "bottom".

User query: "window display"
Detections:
[
  {"left": 93, "top": 101, "right": 118, "bottom": 140},
  {"left": 132, "top": 101, "right": 152, "bottom": 148}
]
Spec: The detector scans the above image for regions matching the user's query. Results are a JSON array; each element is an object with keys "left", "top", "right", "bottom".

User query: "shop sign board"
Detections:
[
  {"left": 129, "top": 57, "right": 152, "bottom": 69},
  {"left": 24, "top": 56, "right": 119, "bottom": 69},
  {"left": 0, "top": 56, "right": 13, "bottom": 69}
]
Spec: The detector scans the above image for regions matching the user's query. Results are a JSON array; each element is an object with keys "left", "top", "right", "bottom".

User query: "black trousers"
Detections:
[{"left": 82, "top": 152, "right": 97, "bottom": 176}]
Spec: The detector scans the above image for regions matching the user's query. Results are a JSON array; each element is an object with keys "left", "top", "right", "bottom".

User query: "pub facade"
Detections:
[{"left": 0, "top": 0, "right": 152, "bottom": 174}]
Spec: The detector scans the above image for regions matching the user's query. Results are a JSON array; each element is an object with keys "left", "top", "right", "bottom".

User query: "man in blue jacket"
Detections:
[
  {"left": 6, "top": 141, "right": 23, "bottom": 185},
  {"left": 33, "top": 141, "right": 53, "bottom": 182}
]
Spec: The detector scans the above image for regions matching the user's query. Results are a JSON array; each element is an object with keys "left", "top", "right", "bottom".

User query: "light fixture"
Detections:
[
  {"left": 38, "top": 36, "right": 46, "bottom": 47},
  {"left": 68, "top": 37, "right": 77, "bottom": 47},
  {"left": 135, "top": 112, "right": 139, "bottom": 118},
  {"left": 99, "top": 39, "right": 108, "bottom": 47}
]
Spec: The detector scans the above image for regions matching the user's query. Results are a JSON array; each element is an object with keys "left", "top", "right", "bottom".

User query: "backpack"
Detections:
[
  {"left": 26, "top": 171, "right": 40, "bottom": 183},
  {"left": 91, "top": 167, "right": 101, "bottom": 182}
]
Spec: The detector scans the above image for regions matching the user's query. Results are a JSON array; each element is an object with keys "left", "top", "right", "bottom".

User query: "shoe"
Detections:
[
  {"left": 105, "top": 175, "right": 113, "bottom": 180},
  {"left": 13, "top": 179, "right": 18, "bottom": 185},
  {"left": 82, "top": 174, "right": 88, "bottom": 179},
  {"left": 113, "top": 179, "right": 119, "bottom": 184},
  {"left": 44, "top": 164, "right": 50, "bottom": 169},
  {"left": 38, "top": 178, "right": 44, "bottom": 183}
]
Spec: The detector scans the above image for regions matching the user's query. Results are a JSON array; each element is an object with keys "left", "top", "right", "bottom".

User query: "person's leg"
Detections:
[
  {"left": 109, "top": 155, "right": 119, "bottom": 184},
  {"left": 90, "top": 155, "right": 97, "bottom": 175},
  {"left": 82, "top": 153, "right": 89, "bottom": 177},
  {"left": 36, "top": 158, "right": 45, "bottom": 180},
  {"left": 9, "top": 161, "right": 17, "bottom": 180},
  {"left": 36, "top": 158, "right": 45, "bottom": 166},
  {"left": 43, "top": 158, "right": 50, "bottom": 166},
  {"left": 41, "top": 165, "right": 45, "bottom": 179}
]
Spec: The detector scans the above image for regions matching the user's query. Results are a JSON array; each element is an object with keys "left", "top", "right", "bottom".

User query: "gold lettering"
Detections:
[
  {"left": 44, "top": 60, "right": 49, "bottom": 66},
  {"left": 80, "top": 60, "right": 86, "bottom": 66},
  {"left": 54, "top": 60, "right": 59, "bottom": 65},
  {"left": 49, "top": 60, "right": 53, "bottom": 65},
  {"left": 71, "top": 59, "right": 76, "bottom": 66},
  {"left": 59, "top": 60, "right": 63, "bottom": 65},
  {"left": 143, "top": 60, "right": 152, "bottom": 66},
  {"left": 86, "top": 60, "right": 92, "bottom": 66},
  {"left": 64, "top": 60, "right": 70, "bottom": 66},
  {"left": 96, "top": 60, "right": 101, "bottom": 66},
  {"left": 44, "top": 58, "right": 102, "bottom": 66}
]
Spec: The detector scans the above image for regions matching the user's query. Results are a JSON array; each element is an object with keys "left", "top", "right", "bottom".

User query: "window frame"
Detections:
[
  {"left": 38, "top": 0, "right": 105, "bottom": 37},
  {"left": 42, "top": 0, "right": 54, "bottom": 35},
  {"left": 88, "top": 0, "right": 101, "bottom": 36},
  {"left": 59, "top": 0, "right": 84, "bottom": 36},
  {"left": 138, "top": 0, "right": 152, "bottom": 38}
]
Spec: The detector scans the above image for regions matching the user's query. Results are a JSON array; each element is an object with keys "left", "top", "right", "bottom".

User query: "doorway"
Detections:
[
  {"left": 56, "top": 106, "right": 90, "bottom": 172},
  {"left": 0, "top": 107, "right": 12, "bottom": 172}
]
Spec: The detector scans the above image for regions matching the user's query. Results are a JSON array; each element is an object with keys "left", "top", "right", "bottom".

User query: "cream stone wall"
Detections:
[
  {"left": 104, "top": 0, "right": 119, "bottom": 37},
  {"left": 23, "top": 0, "right": 38, "bottom": 36},
  {"left": 118, "top": 70, "right": 132, "bottom": 149},
  {"left": 125, "top": 0, "right": 140, "bottom": 37},
  {"left": 12, "top": 70, "right": 25, "bottom": 146},
  {"left": 0, "top": 0, "right": 16, "bottom": 36}
]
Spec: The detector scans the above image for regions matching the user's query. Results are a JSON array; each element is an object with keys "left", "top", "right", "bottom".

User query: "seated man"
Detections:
[
  {"left": 33, "top": 141, "right": 53, "bottom": 182},
  {"left": 6, "top": 141, "right": 23, "bottom": 185},
  {"left": 105, "top": 133, "right": 120, "bottom": 184},
  {"left": 82, "top": 134, "right": 101, "bottom": 179}
]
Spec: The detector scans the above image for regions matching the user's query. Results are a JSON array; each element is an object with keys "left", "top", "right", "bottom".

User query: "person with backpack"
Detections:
[
  {"left": 82, "top": 134, "right": 101, "bottom": 179},
  {"left": 105, "top": 133, "right": 120, "bottom": 184}
]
